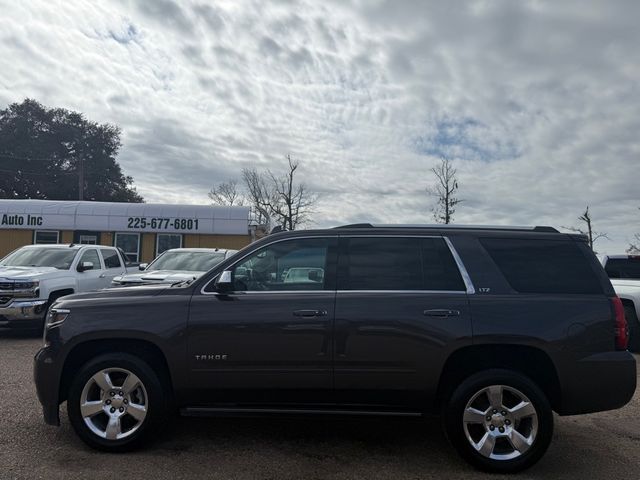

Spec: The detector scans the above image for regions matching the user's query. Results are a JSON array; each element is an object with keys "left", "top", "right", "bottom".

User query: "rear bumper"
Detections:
[
  {"left": 558, "top": 351, "right": 637, "bottom": 415},
  {"left": 0, "top": 299, "right": 47, "bottom": 330},
  {"left": 34, "top": 344, "right": 61, "bottom": 426}
]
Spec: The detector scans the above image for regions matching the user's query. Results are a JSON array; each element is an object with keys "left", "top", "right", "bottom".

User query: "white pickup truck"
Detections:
[
  {"left": 0, "top": 244, "right": 129, "bottom": 332},
  {"left": 601, "top": 254, "right": 640, "bottom": 351}
]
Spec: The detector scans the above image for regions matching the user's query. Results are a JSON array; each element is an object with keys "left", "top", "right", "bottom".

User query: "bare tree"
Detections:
[
  {"left": 627, "top": 234, "right": 640, "bottom": 254},
  {"left": 208, "top": 180, "right": 243, "bottom": 206},
  {"left": 563, "top": 206, "right": 609, "bottom": 252},
  {"left": 242, "top": 154, "right": 317, "bottom": 231},
  {"left": 426, "top": 157, "right": 461, "bottom": 224},
  {"left": 627, "top": 207, "right": 640, "bottom": 253},
  {"left": 242, "top": 168, "right": 273, "bottom": 229}
]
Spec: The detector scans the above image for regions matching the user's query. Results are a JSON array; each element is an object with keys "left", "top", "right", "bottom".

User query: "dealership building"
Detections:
[{"left": 0, "top": 200, "right": 252, "bottom": 263}]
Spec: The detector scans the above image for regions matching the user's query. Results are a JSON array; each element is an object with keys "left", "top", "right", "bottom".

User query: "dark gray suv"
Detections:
[{"left": 34, "top": 224, "right": 637, "bottom": 473}]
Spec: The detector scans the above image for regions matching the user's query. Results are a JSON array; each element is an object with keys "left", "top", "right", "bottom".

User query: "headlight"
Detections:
[
  {"left": 47, "top": 308, "right": 70, "bottom": 328},
  {"left": 13, "top": 280, "right": 39, "bottom": 298}
]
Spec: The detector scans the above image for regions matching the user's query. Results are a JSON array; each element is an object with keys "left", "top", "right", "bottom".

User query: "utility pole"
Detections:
[{"left": 78, "top": 155, "right": 84, "bottom": 200}]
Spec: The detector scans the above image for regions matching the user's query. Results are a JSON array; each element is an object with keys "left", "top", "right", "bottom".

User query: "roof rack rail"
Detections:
[
  {"left": 334, "top": 223, "right": 559, "bottom": 233},
  {"left": 333, "top": 223, "right": 374, "bottom": 229}
]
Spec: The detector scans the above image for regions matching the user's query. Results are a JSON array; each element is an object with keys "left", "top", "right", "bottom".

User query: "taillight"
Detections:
[{"left": 611, "top": 297, "right": 628, "bottom": 351}]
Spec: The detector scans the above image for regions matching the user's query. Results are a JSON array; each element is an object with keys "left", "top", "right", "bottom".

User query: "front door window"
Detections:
[{"left": 231, "top": 238, "right": 329, "bottom": 291}]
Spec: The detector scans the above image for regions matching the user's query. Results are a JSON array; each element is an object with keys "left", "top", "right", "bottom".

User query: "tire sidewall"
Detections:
[
  {"left": 443, "top": 369, "right": 553, "bottom": 473},
  {"left": 67, "top": 353, "right": 167, "bottom": 452}
]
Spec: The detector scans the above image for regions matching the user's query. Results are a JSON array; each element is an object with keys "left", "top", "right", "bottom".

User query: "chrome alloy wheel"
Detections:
[
  {"left": 79, "top": 368, "right": 148, "bottom": 440},
  {"left": 462, "top": 385, "right": 538, "bottom": 460}
]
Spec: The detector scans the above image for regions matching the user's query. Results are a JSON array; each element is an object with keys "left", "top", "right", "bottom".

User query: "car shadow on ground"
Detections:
[{"left": 39, "top": 409, "right": 638, "bottom": 480}]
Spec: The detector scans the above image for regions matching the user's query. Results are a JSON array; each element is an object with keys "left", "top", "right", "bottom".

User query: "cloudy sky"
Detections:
[{"left": 1, "top": 0, "right": 638, "bottom": 253}]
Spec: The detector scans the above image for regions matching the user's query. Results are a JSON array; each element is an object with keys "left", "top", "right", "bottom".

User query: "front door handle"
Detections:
[
  {"left": 99, "top": 273, "right": 106, "bottom": 278},
  {"left": 293, "top": 309, "right": 328, "bottom": 317},
  {"left": 423, "top": 309, "right": 460, "bottom": 317}
]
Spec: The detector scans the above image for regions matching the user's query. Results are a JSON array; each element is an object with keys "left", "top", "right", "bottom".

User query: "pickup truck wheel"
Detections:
[
  {"left": 623, "top": 304, "right": 640, "bottom": 352},
  {"left": 67, "top": 353, "right": 168, "bottom": 451},
  {"left": 443, "top": 369, "right": 553, "bottom": 473}
]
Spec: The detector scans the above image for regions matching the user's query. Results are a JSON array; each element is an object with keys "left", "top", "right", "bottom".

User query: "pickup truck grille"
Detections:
[
  {"left": 0, "top": 295, "right": 12, "bottom": 306},
  {"left": 0, "top": 282, "right": 14, "bottom": 290}
]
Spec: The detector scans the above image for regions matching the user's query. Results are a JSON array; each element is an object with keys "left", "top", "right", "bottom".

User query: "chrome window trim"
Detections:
[
  {"left": 443, "top": 237, "right": 476, "bottom": 294},
  {"left": 337, "top": 289, "right": 467, "bottom": 295},
  {"left": 206, "top": 289, "right": 336, "bottom": 296},
  {"left": 200, "top": 234, "right": 475, "bottom": 295}
]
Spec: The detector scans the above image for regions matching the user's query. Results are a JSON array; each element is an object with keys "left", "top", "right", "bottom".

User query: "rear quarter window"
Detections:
[{"left": 480, "top": 237, "right": 603, "bottom": 294}]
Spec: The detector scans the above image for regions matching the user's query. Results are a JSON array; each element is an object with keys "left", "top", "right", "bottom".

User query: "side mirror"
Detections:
[
  {"left": 215, "top": 270, "right": 233, "bottom": 291},
  {"left": 77, "top": 261, "right": 94, "bottom": 272},
  {"left": 138, "top": 263, "right": 148, "bottom": 271}
]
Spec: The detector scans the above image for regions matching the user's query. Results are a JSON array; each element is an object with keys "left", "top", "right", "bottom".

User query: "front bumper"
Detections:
[{"left": 0, "top": 299, "right": 48, "bottom": 329}]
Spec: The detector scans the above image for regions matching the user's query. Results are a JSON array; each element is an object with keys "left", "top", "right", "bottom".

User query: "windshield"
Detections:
[
  {"left": 605, "top": 258, "right": 640, "bottom": 280},
  {"left": 0, "top": 247, "right": 78, "bottom": 270},
  {"left": 147, "top": 251, "right": 227, "bottom": 272}
]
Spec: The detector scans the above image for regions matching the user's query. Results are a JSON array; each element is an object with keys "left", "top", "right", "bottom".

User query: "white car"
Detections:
[
  {"left": 111, "top": 248, "right": 237, "bottom": 287},
  {"left": 0, "top": 244, "right": 129, "bottom": 331},
  {"left": 601, "top": 254, "right": 640, "bottom": 351}
]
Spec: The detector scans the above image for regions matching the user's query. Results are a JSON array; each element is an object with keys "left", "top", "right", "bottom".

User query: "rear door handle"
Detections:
[
  {"left": 293, "top": 309, "right": 328, "bottom": 318},
  {"left": 423, "top": 309, "right": 460, "bottom": 317}
]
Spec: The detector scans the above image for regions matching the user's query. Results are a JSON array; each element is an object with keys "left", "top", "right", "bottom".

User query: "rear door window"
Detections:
[
  {"left": 101, "top": 249, "right": 123, "bottom": 269},
  {"left": 480, "top": 238, "right": 603, "bottom": 294},
  {"left": 339, "top": 237, "right": 466, "bottom": 291}
]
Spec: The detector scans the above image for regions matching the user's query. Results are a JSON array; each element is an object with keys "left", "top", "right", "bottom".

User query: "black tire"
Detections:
[
  {"left": 442, "top": 369, "right": 553, "bottom": 473},
  {"left": 67, "top": 352, "right": 169, "bottom": 452},
  {"left": 623, "top": 304, "right": 640, "bottom": 352}
]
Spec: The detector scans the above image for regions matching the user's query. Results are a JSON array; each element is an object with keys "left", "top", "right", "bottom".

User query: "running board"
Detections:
[{"left": 181, "top": 407, "right": 423, "bottom": 418}]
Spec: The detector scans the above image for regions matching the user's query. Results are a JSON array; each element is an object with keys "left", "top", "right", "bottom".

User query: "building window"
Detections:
[
  {"left": 34, "top": 230, "right": 59, "bottom": 244},
  {"left": 114, "top": 233, "right": 140, "bottom": 263},
  {"left": 79, "top": 235, "right": 97, "bottom": 245},
  {"left": 156, "top": 234, "right": 182, "bottom": 257}
]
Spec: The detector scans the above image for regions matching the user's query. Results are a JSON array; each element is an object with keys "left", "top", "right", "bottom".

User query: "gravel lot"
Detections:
[{"left": 1, "top": 334, "right": 639, "bottom": 480}]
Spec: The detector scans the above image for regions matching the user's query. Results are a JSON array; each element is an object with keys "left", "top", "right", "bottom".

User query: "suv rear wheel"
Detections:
[
  {"left": 443, "top": 369, "right": 553, "bottom": 473},
  {"left": 67, "top": 353, "right": 168, "bottom": 451}
]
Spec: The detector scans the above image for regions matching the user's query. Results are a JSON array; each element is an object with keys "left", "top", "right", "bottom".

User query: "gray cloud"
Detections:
[{"left": 132, "top": 0, "right": 193, "bottom": 34}]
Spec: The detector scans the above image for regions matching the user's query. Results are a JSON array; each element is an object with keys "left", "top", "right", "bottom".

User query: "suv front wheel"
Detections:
[
  {"left": 67, "top": 353, "right": 168, "bottom": 451},
  {"left": 443, "top": 369, "right": 553, "bottom": 473}
]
